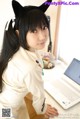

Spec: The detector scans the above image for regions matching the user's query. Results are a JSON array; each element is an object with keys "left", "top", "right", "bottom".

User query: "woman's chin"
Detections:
[{"left": 38, "top": 43, "right": 46, "bottom": 49}]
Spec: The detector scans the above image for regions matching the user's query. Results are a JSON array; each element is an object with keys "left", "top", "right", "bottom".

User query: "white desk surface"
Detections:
[{"left": 43, "top": 60, "right": 80, "bottom": 119}]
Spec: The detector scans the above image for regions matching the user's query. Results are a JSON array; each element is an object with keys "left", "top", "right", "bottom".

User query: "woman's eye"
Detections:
[
  {"left": 42, "top": 26, "right": 47, "bottom": 30},
  {"left": 31, "top": 30, "right": 37, "bottom": 33},
  {"left": 30, "top": 29, "right": 37, "bottom": 33},
  {"left": 33, "top": 30, "right": 37, "bottom": 33}
]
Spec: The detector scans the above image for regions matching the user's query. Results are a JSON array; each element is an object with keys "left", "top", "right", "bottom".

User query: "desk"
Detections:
[{"left": 43, "top": 60, "right": 80, "bottom": 119}]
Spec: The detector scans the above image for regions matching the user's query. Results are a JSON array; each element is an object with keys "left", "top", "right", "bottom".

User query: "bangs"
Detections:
[{"left": 25, "top": 9, "right": 49, "bottom": 31}]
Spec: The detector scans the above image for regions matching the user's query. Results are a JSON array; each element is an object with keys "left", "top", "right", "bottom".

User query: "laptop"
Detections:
[{"left": 44, "top": 58, "right": 80, "bottom": 109}]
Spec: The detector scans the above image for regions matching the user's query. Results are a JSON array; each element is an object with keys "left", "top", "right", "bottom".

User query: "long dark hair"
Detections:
[{"left": 0, "top": 9, "right": 49, "bottom": 92}]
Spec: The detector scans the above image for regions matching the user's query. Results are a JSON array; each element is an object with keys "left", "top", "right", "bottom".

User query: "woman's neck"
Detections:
[{"left": 29, "top": 48, "right": 36, "bottom": 52}]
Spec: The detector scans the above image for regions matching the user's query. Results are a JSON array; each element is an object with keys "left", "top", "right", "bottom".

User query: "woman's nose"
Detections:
[{"left": 38, "top": 30, "right": 46, "bottom": 40}]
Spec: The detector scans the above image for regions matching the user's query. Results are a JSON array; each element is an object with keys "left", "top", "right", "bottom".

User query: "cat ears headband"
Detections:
[{"left": 12, "top": 0, "right": 52, "bottom": 18}]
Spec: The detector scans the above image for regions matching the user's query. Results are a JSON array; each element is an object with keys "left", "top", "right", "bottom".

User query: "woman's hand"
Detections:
[{"left": 44, "top": 104, "right": 59, "bottom": 118}]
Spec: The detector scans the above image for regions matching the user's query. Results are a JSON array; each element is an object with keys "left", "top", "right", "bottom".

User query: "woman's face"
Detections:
[{"left": 26, "top": 26, "right": 49, "bottom": 52}]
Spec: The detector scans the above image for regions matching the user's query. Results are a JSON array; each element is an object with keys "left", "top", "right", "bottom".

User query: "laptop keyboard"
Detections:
[{"left": 44, "top": 80, "right": 79, "bottom": 102}]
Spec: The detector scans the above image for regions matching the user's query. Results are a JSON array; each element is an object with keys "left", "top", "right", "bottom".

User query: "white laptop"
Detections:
[{"left": 44, "top": 58, "right": 80, "bottom": 109}]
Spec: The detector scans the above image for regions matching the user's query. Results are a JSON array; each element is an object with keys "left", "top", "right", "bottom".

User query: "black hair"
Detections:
[
  {"left": 17, "top": 9, "right": 49, "bottom": 49},
  {"left": 0, "top": 9, "right": 49, "bottom": 92},
  {"left": 0, "top": 20, "right": 20, "bottom": 92}
]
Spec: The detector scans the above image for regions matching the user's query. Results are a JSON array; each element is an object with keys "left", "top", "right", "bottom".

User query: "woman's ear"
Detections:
[{"left": 16, "top": 30, "right": 19, "bottom": 36}]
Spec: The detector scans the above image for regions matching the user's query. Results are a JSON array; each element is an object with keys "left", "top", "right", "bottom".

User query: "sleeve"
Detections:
[{"left": 24, "top": 67, "right": 47, "bottom": 114}]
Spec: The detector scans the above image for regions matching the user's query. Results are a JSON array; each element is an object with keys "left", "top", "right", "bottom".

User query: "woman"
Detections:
[{"left": 0, "top": 0, "right": 59, "bottom": 119}]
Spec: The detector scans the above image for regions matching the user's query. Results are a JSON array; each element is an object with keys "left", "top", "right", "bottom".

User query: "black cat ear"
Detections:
[
  {"left": 12, "top": 0, "right": 24, "bottom": 18},
  {"left": 39, "top": 0, "right": 52, "bottom": 13},
  {"left": 12, "top": 0, "right": 52, "bottom": 18}
]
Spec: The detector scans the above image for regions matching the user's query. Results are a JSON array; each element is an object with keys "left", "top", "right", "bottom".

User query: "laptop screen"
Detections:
[{"left": 64, "top": 58, "right": 80, "bottom": 85}]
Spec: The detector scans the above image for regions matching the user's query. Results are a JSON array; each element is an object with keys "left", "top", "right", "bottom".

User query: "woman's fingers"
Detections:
[{"left": 45, "top": 104, "right": 59, "bottom": 118}]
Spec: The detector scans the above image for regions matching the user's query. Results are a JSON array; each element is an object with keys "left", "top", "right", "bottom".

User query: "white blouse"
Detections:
[{"left": 0, "top": 47, "right": 47, "bottom": 119}]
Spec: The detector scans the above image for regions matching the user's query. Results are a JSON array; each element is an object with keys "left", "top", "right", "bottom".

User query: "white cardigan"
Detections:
[{"left": 0, "top": 47, "right": 47, "bottom": 119}]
